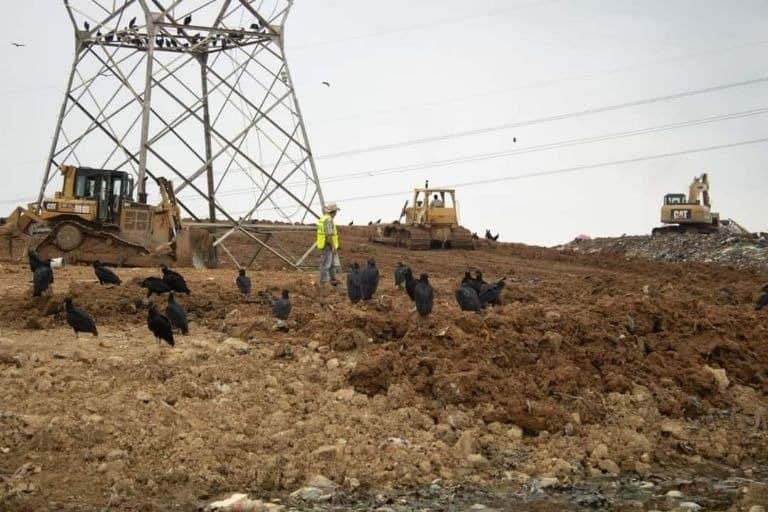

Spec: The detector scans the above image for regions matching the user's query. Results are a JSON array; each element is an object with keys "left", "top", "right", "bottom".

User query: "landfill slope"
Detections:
[{"left": 0, "top": 227, "right": 766, "bottom": 510}]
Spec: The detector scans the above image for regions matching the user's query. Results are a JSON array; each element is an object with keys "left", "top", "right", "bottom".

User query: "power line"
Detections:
[
  {"left": 226, "top": 135, "right": 768, "bottom": 216},
  {"left": 316, "top": 75, "right": 768, "bottom": 160},
  {"left": 180, "top": 106, "right": 768, "bottom": 202}
]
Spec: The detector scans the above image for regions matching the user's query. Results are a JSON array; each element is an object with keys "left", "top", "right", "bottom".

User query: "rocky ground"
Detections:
[
  {"left": 0, "top": 228, "right": 767, "bottom": 511},
  {"left": 558, "top": 231, "right": 768, "bottom": 273}
]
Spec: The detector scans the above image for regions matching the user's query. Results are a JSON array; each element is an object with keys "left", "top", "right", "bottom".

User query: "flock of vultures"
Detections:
[{"left": 24, "top": 247, "right": 513, "bottom": 349}]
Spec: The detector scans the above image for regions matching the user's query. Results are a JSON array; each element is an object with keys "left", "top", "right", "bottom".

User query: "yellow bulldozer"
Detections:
[
  {"left": 369, "top": 186, "right": 475, "bottom": 250},
  {"left": 652, "top": 173, "right": 721, "bottom": 235},
  {"left": 0, "top": 165, "right": 216, "bottom": 267}
]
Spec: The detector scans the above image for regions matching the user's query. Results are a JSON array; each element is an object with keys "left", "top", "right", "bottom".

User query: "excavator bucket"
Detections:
[
  {"left": 175, "top": 227, "right": 217, "bottom": 269},
  {"left": 0, "top": 207, "right": 41, "bottom": 263}
]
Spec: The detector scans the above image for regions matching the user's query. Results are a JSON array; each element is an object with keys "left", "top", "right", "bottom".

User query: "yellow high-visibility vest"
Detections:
[{"left": 316, "top": 214, "right": 339, "bottom": 250}]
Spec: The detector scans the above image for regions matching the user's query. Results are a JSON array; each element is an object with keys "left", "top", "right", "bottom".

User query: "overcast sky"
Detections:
[{"left": 1, "top": 0, "right": 766, "bottom": 246}]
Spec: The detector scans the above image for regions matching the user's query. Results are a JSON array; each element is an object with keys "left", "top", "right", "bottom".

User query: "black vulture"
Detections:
[
  {"left": 183, "top": 15, "right": 192, "bottom": 25},
  {"left": 250, "top": 22, "right": 260, "bottom": 30},
  {"left": 165, "top": 292, "right": 189, "bottom": 335},
  {"left": 84, "top": 21, "right": 90, "bottom": 31},
  {"left": 347, "top": 263, "right": 362, "bottom": 304},
  {"left": 161, "top": 264, "right": 190, "bottom": 294},
  {"left": 28, "top": 248, "right": 45, "bottom": 272},
  {"left": 140, "top": 277, "right": 171, "bottom": 297},
  {"left": 456, "top": 284, "right": 482, "bottom": 312},
  {"left": 462, "top": 270, "right": 484, "bottom": 295},
  {"left": 479, "top": 278, "right": 506, "bottom": 307},
  {"left": 273, "top": 290, "right": 292, "bottom": 320},
  {"left": 272, "top": 290, "right": 292, "bottom": 331},
  {"left": 147, "top": 304, "right": 174, "bottom": 347},
  {"left": 484, "top": 229, "right": 500, "bottom": 242},
  {"left": 236, "top": 269, "right": 252, "bottom": 296},
  {"left": 359, "top": 258, "right": 379, "bottom": 300},
  {"left": 394, "top": 262, "right": 409, "bottom": 289},
  {"left": 64, "top": 298, "right": 98, "bottom": 338},
  {"left": 403, "top": 267, "right": 416, "bottom": 302},
  {"left": 757, "top": 291, "right": 768, "bottom": 311},
  {"left": 129, "top": 17, "right": 136, "bottom": 28},
  {"left": 93, "top": 261, "right": 121, "bottom": 285},
  {"left": 32, "top": 264, "right": 53, "bottom": 297},
  {"left": 414, "top": 273, "right": 434, "bottom": 317}
]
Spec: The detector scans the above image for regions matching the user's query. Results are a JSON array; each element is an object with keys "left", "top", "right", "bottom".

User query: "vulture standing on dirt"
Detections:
[
  {"left": 414, "top": 273, "right": 434, "bottom": 317},
  {"left": 403, "top": 267, "right": 417, "bottom": 302},
  {"left": 273, "top": 290, "right": 292, "bottom": 320},
  {"left": 394, "top": 262, "right": 409, "bottom": 289},
  {"left": 272, "top": 290, "right": 292, "bottom": 332},
  {"left": 64, "top": 298, "right": 98, "bottom": 338},
  {"left": 757, "top": 286, "right": 768, "bottom": 311},
  {"left": 456, "top": 283, "right": 482, "bottom": 312},
  {"left": 479, "top": 278, "right": 506, "bottom": 307},
  {"left": 32, "top": 262, "right": 53, "bottom": 297},
  {"left": 140, "top": 276, "right": 172, "bottom": 297},
  {"left": 161, "top": 264, "right": 190, "bottom": 294},
  {"left": 236, "top": 269, "right": 252, "bottom": 296},
  {"left": 93, "top": 261, "right": 121, "bottom": 285},
  {"left": 28, "top": 248, "right": 45, "bottom": 273},
  {"left": 359, "top": 258, "right": 379, "bottom": 300},
  {"left": 165, "top": 292, "right": 189, "bottom": 335},
  {"left": 462, "top": 270, "right": 485, "bottom": 295},
  {"left": 346, "top": 263, "right": 362, "bottom": 304},
  {"left": 147, "top": 304, "right": 175, "bottom": 347}
]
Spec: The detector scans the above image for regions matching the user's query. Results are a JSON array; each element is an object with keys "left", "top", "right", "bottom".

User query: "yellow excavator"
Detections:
[
  {"left": 369, "top": 185, "right": 475, "bottom": 250},
  {"left": 0, "top": 165, "right": 216, "bottom": 267},
  {"left": 653, "top": 173, "right": 721, "bottom": 235}
]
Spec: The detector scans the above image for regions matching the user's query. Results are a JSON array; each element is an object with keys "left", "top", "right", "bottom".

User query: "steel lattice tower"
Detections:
[{"left": 40, "top": 0, "right": 324, "bottom": 268}]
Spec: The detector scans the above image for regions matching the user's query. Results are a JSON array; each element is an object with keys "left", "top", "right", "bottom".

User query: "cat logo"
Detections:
[{"left": 672, "top": 209, "right": 691, "bottom": 220}]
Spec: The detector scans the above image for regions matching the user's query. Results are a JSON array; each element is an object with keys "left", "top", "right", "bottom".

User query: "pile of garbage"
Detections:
[{"left": 559, "top": 229, "right": 768, "bottom": 272}]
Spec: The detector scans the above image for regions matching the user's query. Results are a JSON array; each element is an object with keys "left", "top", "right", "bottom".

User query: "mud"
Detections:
[{"left": 0, "top": 228, "right": 766, "bottom": 510}]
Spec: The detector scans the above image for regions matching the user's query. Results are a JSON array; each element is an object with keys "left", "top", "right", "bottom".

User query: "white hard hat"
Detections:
[{"left": 323, "top": 202, "right": 340, "bottom": 213}]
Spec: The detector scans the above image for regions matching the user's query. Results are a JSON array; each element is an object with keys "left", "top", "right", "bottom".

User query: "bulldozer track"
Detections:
[
  {"left": 369, "top": 224, "right": 475, "bottom": 250},
  {"left": 34, "top": 217, "right": 166, "bottom": 266}
]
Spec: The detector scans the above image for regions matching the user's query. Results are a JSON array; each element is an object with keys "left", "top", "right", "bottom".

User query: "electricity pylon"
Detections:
[{"left": 40, "top": 0, "right": 324, "bottom": 268}]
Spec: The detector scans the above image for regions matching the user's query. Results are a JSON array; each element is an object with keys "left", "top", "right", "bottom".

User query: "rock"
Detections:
[
  {"left": 469, "top": 505, "right": 489, "bottom": 510},
  {"left": 204, "top": 493, "right": 279, "bottom": 512},
  {"left": 344, "top": 477, "right": 360, "bottom": 490},
  {"left": 503, "top": 471, "right": 530, "bottom": 483},
  {"left": 598, "top": 459, "right": 620, "bottom": 475},
  {"left": 540, "top": 331, "right": 563, "bottom": 352},
  {"left": 326, "top": 358, "right": 340, "bottom": 370},
  {"left": 666, "top": 490, "right": 683, "bottom": 498},
  {"left": 222, "top": 337, "right": 250, "bottom": 355},
  {"left": 305, "top": 474, "right": 337, "bottom": 491},
  {"left": 545, "top": 311, "right": 561, "bottom": 321},
  {"left": 454, "top": 430, "right": 477, "bottom": 457},
  {"left": 106, "top": 449, "right": 126, "bottom": 461},
  {"left": 590, "top": 443, "right": 609, "bottom": 460},
  {"left": 135, "top": 391, "right": 151, "bottom": 403},
  {"left": 507, "top": 425, "right": 523, "bottom": 439},
  {"left": 703, "top": 365, "right": 730, "bottom": 392},
  {"left": 334, "top": 388, "right": 356, "bottom": 402},
  {"left": 677, "top": 503, "right": 701, "bottom": 512},
  {"left": 749, "top": 506, "right": 766, "bottom": 512},
  {"left": 289, "top": 486, "right": 331, "bottom": 502},
  {"left": 467, "top": 453, "right": 489, "bottom": 467},
  {"left": 660, "top": 419, "right": 687, "bottom": 439},
  {"left": 312, "top": 445, "right": 341, "bottom": 460}
]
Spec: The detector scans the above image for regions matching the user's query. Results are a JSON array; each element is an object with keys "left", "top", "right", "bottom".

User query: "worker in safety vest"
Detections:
[{"left": 317, "top": 202, "right": 340, "bottom": 285}]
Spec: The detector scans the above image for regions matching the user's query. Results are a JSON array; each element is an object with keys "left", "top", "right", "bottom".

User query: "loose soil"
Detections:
[{"left": 0, "top": 228, "right": 766, "bottom": 510}]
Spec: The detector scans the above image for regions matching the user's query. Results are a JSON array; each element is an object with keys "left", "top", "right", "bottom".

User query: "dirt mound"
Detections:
[{"left": 0, "top": 235, "right": 767, "bottom": 510}]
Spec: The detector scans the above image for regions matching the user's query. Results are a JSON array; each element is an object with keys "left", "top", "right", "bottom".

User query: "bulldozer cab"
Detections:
[
  {"left": 44, "top": 165, "right": 134, "bottom": 224},
  {"left": 404, "top": 188, "right": 459, "bottom": 227}
]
